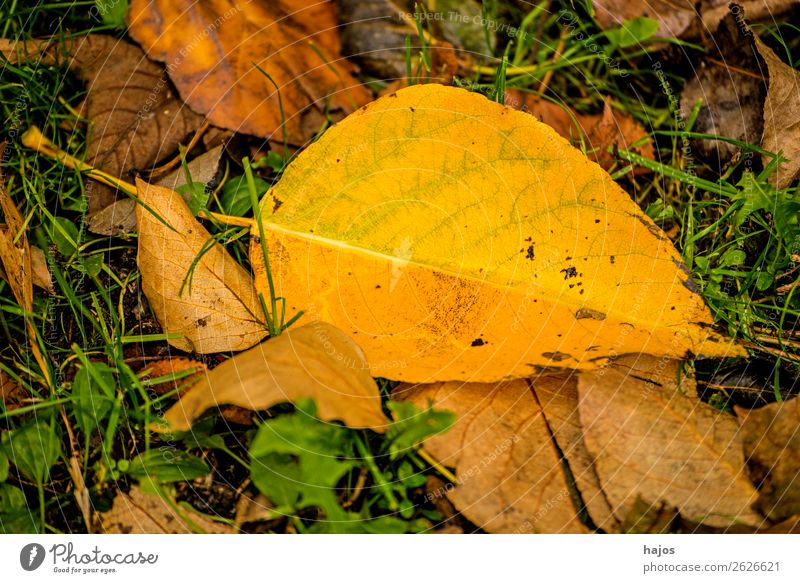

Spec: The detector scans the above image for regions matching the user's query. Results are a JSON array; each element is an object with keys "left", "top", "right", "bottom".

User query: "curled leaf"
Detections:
[{"left": 160, "top": 321, "right": 388, "bottom": 433}]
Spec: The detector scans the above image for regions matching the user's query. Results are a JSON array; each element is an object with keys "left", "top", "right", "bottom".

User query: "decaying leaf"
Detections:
[
  {"left": 136, "top": 178, "right": 267, "bottom": 353},
  {"left": 0, "top": 370, "right": 26, "bottom": 412},
  {"left": 127, "top": 0, "right": 372, "bottom": 145},
  {"left": 251, "top": 83, "right": 743, "bottom": 384},
  {"left": 679, "top": 8, "right": 800, "bottom": 185},
  {"left": 0, "top": 171, "right": 52, "bottom": 385},
  {"left": 98, "top": 486, "right": 235, "bottom": 534},
  {"left": 532, "top": 373, "right": 620, "bottom": 532},
  {"left": 160, "top": 321, "right": 388, "bottom": 433},
  {"left": 338, "top": 0, "right": 475, "bottom": 82},
  {"left": 337, "top": 0, "right": 425, "bottom": 80},
  {"left": 0, "top": 35, "right": 203, "bottom": 212},
  {"left": 591, "top": 0, "right": 697, "bottom": 39},
  {"left": 141, "top": 357, "right": 208, "bottom": 397},
  {"left": 394, "top": 378, "right": 589, "bottom": 533},
  {"left": 505, "top": 90, "right": 655, "bottom": 171},
  {"left": 737, "top": 397, "right": 800, "bottom": 522},
  {"left": 88, "top": 145, "right": 223, "bottom": 236},
  {"left": 754, "top": 35, "right": 800, "bottom": 188},
  {"left": 578, "top": 355, "right": 762, "bottom": 528},
  {"left": 592, "top": 0, "right": 798, "bottom": 39}
]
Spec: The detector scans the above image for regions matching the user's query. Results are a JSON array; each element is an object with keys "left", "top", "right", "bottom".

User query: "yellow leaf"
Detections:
[
  {"left": 252, "top": 84, "right": 744, "bottom": 383},
  {"left": 160, "top": 322, "right": 388, "bottom": 433},
  {"left": 136, "top": 178, "right": 267, "bottom": 353}
]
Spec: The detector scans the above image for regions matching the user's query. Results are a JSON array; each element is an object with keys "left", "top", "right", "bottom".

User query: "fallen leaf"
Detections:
[
  {"left": 578, "top": 355, "right": 762, "bottom": 528},
  {"left": 98, "top": 486, "right": 236, "bottom": 534},
  {"left": 679, "top": 10, "right": 766, "bottom": 164},
  {"left": 141, "top": 357, "right": 207, "bottom": 397},
  {"left": 0, "top": 35, "right": 203, "bottom": 212},
  {"left": 127, "top": 0, "right": 372, "bottom": 145},
  {"left": 505, "top": 90, "right": 655, "bottom": 170},
  {"left": 338, "top": 0, "right": 475, "bottom": 82},
  {"left": 591, "top": 0, "right": 798, "bottom": 39},
  {"left": 394, "top": 378, "right": 589, "bottom": 533},
  {"left": 136, "top": 178, "right": 267, "bottom": 353},
  {"left": 87, "top": 145, "right": 223, "bottom": 236},
  {"left": 737, "top": 397, "right": 800, "bottom": 522},
  {"left": 338, "top": 0, "right": 424, "bottom": 80},
  {"left": 619, "top": 496, "right": 680, "bottom": 533},
  {"left": 532, "top": 372, "right": 620, "bottom": 532},
  {"left": 591, "top": 0, "right": 698, "bottom": 39},
  {"left": 754, "top": 35, "right": 800, "bottom": 188},
  {"left": 251, "top": 83, "right": 743, "bottom": 383},
  {"left": 155, "top": 145, "right": 223, "bottom": 193},
  {"left": 160, "top": 321, "right": 388, "bottom": 433},
  {"left": 0, "top": 370, "right": 26, "bottom": 412},
  {"left": 0, "top": 171, "right": 51, "bottom": 383},
  {"left": 29, "top": 245, "right": 53, "bottom": 292}
]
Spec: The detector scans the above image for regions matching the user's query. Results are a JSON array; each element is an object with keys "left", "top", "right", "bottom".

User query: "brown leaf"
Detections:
[
  {"left": 394, "top": 379, "right": 589, "bottom": 533},
  {"left": 127, "top": 0, "right": 372, "bottom": 145},
  {"left": 98, "top": 486, "right": 236, "bottom": 534},
  {"left": 338, "top": 0, "right": 420, "bottom": 80},
  {"left": 87, "top": 145, "right": 223, "bottom": 236},
  {"left": 504, "top": 89, "right": 654, "bottom": 171},
  {"left": 532, "top": 374, "right": 620, "bottom": 532},
  {"left": 754, "top": 36, "right": 800, "bottom": 188},
  {"left": 339, "top": 0, "right": 469, "bottom": 83},
  {"left": 141, "top": 357, "right": 207, "bottom": 397},
  {"left": 578, "top": 355, "right": 762, "bottom": 528},
  {"left": 160, "top": 321, "right": 388, "bottom": 433},
  {"left": 135, "top": 178, "right": 267, "bottom": 353},
  {"left": 592, "top": 0, "right": 798, "bottom": 39},
  {"left": 0, "top": 171, "right": 52, "bottom": 383},
  {"left": 0, "top": 370, "right": 26, "bottom": 412},
  {"left": 679, "top": 11, "right": 766, "bottom": 163},
  {"left": 737, "top": 397, "right": 800, "bottom": 522},
  {"left": 0, "top": 35, "right": 203, "bottom": 212}
]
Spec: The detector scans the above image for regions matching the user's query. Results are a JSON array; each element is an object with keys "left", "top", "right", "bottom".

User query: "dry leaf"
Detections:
[
  {"left": 394, "top": 379, "right": 589, "bottom": 533},
  {"left": 338, "top": 0, "right": 468, "bottom": 83},
  {"left": 754, "top": 36, "right": 800, "bottom": 188},
  {"left": 0, "top": 172, "right": 52, "bottom": 384},
  {"left": 160, "top": 321, "right": 388, "bottom": 433},
  {"left": 737, "top": 397, "right": 800, "bottom": 522},
  {"left": 591, "top": 0, "right": 698, "bottom": 39},
  {"left": 338, "top": 0, "right": 422, "bottom": 80},
  {"left": 532, "top": 373, "right": 620, "bottom": 532},
  {"left": 592, "top": 0, "right": 797, "bottom": 39},
  {"left": 505, "top": 90, "right": 655, "bottom": 170},
  {"left": 0, "top": 35, "right": 203, "bottom": 212},
  {"left": 578, "top": 355, "right": 762, "bottom": 528},
  {"left": 87, "top": 145, "right": 223, "bottom": 236},
  {"left": 251, "top": 83, "right": 743, "bottom": 384},
  {"left": 98, "top": 486, "right": 236, "bottom": 534},
  {"left": 127, "top": 0, "right": 372, "bottom": 145},
  {"left": 136, "top": 178, "right": 267, "bottom": 353},
  {"left": 0, "top": 370, "right": 26, "bottom": 412},
  {"left": 141, "top": 357, "right": 207, "bottom": 397}
]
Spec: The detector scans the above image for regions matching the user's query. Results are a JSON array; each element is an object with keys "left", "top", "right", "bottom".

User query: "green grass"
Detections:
[{"left": 1, "top": 0, "right": 799, "bottom": 533}]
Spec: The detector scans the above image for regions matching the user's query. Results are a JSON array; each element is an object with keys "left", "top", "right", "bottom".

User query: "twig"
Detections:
[
  {"left": 21, "top": 125, "right": 256, "bottom": 229},
  {"left": 147, "top": 120, "right": 211, "bottom": 179}
]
